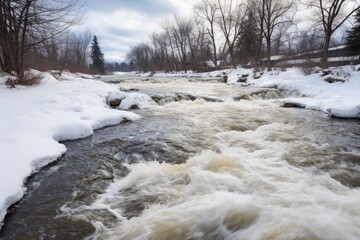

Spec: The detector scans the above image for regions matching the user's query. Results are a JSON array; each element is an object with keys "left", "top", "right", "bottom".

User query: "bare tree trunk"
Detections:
[
  {"left": 310, "top": 0, "right": 359, "bottom": 69},
  {"left": 266, "top": 36, "right": 271, "bottom": 71},
  {"left": 18, "top": 0, "right": 31, "bottom": 81},
  {"left": 322, "top": 35, "right": 330, "bottom": 68}
]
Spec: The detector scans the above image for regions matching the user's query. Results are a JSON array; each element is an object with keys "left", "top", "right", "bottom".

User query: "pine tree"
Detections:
[
  {"left": 346, "top": 10, "right": 360, "bottom": 55},
  {"left": 91, "top": 35, "right": 105, "bottom": 74},
  {"left": 236, "top": 12, "right": 260, "bottom": 65}
]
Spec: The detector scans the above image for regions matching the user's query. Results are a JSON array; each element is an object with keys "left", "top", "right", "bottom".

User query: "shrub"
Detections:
[{"left": 6, "top": 72, "right": 42, "bottom": 87}]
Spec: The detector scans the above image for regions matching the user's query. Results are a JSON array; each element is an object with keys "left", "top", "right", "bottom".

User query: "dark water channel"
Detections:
[
  {"left": 0, "top": 78, "right": 360, "bottom": 240},
  {"left": 0, "top": 110, "right": 194, "bottom": 240}
]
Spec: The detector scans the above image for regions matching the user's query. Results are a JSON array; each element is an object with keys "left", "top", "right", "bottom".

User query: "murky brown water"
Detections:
[{"left": 1, "top": 76, "right": 359, "bottom": 240}]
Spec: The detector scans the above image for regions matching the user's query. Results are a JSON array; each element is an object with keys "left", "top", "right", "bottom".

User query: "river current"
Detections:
[{"left": 1, "top": 76, "right": 359, "bottom": 240}]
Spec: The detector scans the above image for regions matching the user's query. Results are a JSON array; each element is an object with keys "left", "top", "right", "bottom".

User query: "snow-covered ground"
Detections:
[{"left": 0, "top": 71, "right": 150, "bottom": 227}]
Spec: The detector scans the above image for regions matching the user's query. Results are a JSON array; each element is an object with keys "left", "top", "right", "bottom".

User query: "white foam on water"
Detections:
[{"left": 62, "top": 81, "right": 360, "bottom": 240}]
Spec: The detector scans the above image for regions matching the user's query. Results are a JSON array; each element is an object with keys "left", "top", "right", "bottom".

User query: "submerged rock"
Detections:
[
  {"left": 233, "top": 95, "right": 253, "bottom": 101},
  {"left": 234, "top": 89, "right": 289, "bottom": 101},
  {"left": 151, "top": 92, "right": 197, "bottom": 105},
  {"left": 109, "top": 99, "right": 122, "bottom": 107},
  {"left": 151, "top": 92, "right": 223, "bottom": 105},
  {"left": 198, "top": 96, "right": 224, "bottom": 102},
  {"left": 119, "top": 87, "right": 140, "bottom": 92},
  {"left": 281, "top": 102, "right": 304, "bottom": 108}
]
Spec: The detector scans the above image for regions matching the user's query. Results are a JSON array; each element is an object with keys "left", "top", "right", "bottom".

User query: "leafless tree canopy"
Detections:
[
  {"left": 1, "top": 0, "right": 358, "bottom": 76},
  {"left": 308, "top": 0, "right": 360, "bottom": 67},
  {"left": 247, "top": 0, "right": 297, "bottom": 70},
  {"left": 0, "top": 0, "right": 85, "bottom": 82}
]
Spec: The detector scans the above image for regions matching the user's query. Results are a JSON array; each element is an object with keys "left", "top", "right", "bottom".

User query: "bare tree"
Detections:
[
  {"left": 246, "top": 0, "right": 265, "bottom": 66},
  {"left": 162, "top": 19, "right": 179, "bottom": 71},
  {"left": 171, "top": 16, "right": 193, "bottom": 73},
  {"left": 296, "top": 29, "right": 323, "bottom": 53},
  {"left": 194, "top": 0, "right": 220, "bottom": 68},
  {"left": 247, "top": 0, "right": 296, "bottom": 70},
  {"left": 0, "top": 0, "right": 84, "bottom": 83},
  {"left": 272, "top": 22, "right": 293, "bottom": 55},
  {"left": 73, "top": 30, "right": 92, "bottom": 71},
  {"left": 127, "top": 43, "right": 151, "bottom": 72},
  {"left": 149, "top": 32, "right": 165, "bottom": 71},
  {"left": 216, "top": 0, "right": 247, "bottom": 68},
  {"left": 308, "top": 0, "right": 360, "bottom": 68}
]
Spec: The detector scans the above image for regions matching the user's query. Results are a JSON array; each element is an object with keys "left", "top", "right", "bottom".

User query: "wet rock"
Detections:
[
  {"left": 234, "top": 89, "right": 294, "bottom": 101},
  {"left": 151, "top": 92, "right": 197, "bottom": 105},
  {"left": 323, "top": 76, "right": 346, "bottom": 83},
  {"left": 119, "top": 87, "right": 140, "bottom": 92},
  {"left": 109, "top": 99, "right": 122, "bottom": 107},
  {"left": 106, "top": 92, "right": 127, "bottom": 108},
  {"left": 130, "top": 104, "right": 140, "bottom": 109},
  {"left": 120, "top": 118, "right": 130, "bottom": 124},
  {"left": 237, "top": 74, "right": 248, "bottom": 83},
  {"left": 233, "top": 95, "right": 253, "bottom": 101},
  {"left": 320, "top": 69, "right": 332, "bottom": 77},
  {"left": 253, "top": 74, "right": 261, "bottom": 79},
  {"left": 198, "top": 96, "right": 224, "bottom": 102},
  {"left": 281, "top": 102, "right": 303, "bottom": 108},
  {"left": 223, "top": 75, "right": 228, "bottom": 83},
  {"left": 151, "top": 92, "right": 224, "bottom": 105}
]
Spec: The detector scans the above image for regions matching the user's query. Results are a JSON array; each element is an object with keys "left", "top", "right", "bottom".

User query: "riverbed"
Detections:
[{"left": 1, "top": 76, "right": 359, "bottom": 240}]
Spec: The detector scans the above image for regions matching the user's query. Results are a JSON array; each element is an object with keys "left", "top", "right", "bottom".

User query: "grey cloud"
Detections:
[{"left": 86, "top": 0, "right": 177, "bottom": 15}]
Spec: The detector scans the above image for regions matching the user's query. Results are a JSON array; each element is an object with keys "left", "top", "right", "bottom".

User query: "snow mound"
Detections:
[
  {"left": 0, "top": 75, "right": 143, "bottom": 227},
  {"left": 249, "top": 67, "right": 360, "bottom": 118}
]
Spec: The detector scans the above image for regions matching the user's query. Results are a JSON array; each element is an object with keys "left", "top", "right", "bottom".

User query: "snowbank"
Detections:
[
  {"left": 0, "top": 74, "right": 145, "bottom": 227},
  {"left": 242, "top": 67, "right": 360, "bottom": 118}
]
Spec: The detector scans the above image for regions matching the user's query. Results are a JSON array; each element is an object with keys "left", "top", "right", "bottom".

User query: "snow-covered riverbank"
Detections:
[
  {"left": 0, "top": 72, "right": 146, "bottom": 227},
  {"left": 245, "top": 67, "right": 360, "bottom": 118}
]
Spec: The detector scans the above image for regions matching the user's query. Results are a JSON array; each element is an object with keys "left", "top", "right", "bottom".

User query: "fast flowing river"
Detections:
[{"left": 1, "top": 76, "right": 360, "bottom": 240}]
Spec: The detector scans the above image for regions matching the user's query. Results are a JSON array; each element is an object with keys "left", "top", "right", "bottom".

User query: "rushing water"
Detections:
[{"left": 1, "top": 76, "right": 359, "bottom": 240}]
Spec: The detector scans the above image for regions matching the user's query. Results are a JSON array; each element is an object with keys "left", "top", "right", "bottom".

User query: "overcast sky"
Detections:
[
  {"left": 81, "top": 0, "right": 197, "bottom": 62},
  {"left": 80, "top": 0, "right": 358, "bottom": 63}
]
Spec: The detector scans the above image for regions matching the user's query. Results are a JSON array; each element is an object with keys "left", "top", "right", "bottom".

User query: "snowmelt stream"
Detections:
[{"left": 1, "top": 76, "right": 359, "bottom": 240}]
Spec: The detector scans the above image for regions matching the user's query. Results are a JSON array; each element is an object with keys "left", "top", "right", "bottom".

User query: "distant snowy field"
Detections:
[{"left": 0, "top": 71, "right": 149, "bottom": 227}]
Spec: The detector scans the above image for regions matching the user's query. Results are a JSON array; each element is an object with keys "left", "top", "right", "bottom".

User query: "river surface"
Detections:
[{"left": 1, "top": 76, "right": 360, "bottom": 240}]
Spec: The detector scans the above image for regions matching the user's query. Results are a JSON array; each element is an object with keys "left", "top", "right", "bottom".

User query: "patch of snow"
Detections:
[
  {"left": 248, "top": 67, "right": 360, "bottom": 118},
  {"left": 0, "top": 74, "right": 144, "bottom": 227},
  {"left": 227, "top": 68, "right": 254, "bottom": 83},
  {"left": 119, "top": 93, "right": 154, "bottom": 109}
]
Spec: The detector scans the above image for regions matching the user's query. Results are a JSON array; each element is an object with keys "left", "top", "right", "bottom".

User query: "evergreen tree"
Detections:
[
  {"left": 91, "top": 35, "right": 105, "bottom": 74},
  {"left": 236, "top": 12, "right": 260, "bottom": 65},
  {"left": 346, "top": 10, "right": 360, "bottom": 55}
]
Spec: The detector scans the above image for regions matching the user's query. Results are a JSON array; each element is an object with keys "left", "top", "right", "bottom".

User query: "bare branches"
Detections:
[
  {"left": 247, "top": 0, "right": 297, "bottom": 70},
  {"left": 194, "top": 0, "right": 219, "bottom": 68},
  {"left": 0, "top": 0, "right": 85, "bottom": 81},
  {"left": 308, "top": 0, "right": 360, "bottom": 67}
]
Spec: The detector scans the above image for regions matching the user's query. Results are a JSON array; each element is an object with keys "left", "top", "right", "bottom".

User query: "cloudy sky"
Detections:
[
  {"left": 78, "top": 0, "right": 358, "bottom": 63},
  {"left": 81, "top": 0, "right": 197, "bottom": 62}
]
